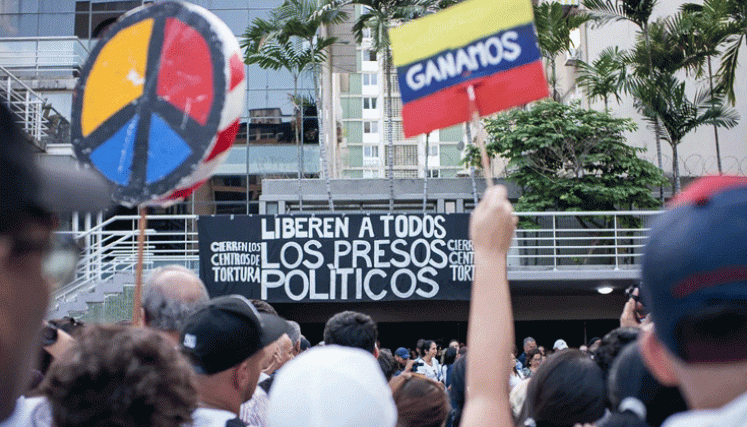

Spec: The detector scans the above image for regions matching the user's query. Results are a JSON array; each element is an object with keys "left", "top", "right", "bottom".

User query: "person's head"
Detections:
[
  {"left": 608, "top": 342, "right": 687, "bottom": 427},
  {"left": 456, "top": 346, "right": 467, "bottom": 360},
  {"left": 390, "top": 373, "right": 450, "bottom": 427},
  {"left": 142, "top": 265, "right": 208, "bottom": 339},
  {"left": 639, "top": 176, "right": 747, "bottom": 410},
  {"left": 40, "top": 325, "right": 196, "bottom": 427},
  {"left": 553, "top": 339, "right": 569, "bottom": 352},
  {"left": 394, "top": 347, "right": 411, "bottom": 365},
  {"left": 593, "top": 327, "right": 640, "bottom": 380},
  {"left": 523, "top": 349, "right": 606, "bottom": 427},
  {"left": 0, "top": 102, "right": 109, "bottom": 421},
  {"left": 579, "top": 345, "right": 589, "bottom": 354},
  {"left": 449, "top": 340, "right": 459, "bottom": 349},
  {"left": 416, "top": 339, "right": 425, "bottom": 357},
  {"left": 443, "top": 347, "right": 457, "bottom": 366},
  {"left": 527, "top": 348, "right": 544, "bottom": 371},
  {"left": 180, "top": 294, "right": 291, "bottom": 413},
  {"left": 423, "top": 340, "right": 437, "bottom": 359},
  {"left": 323, "top": 311, "right": 378, "bottom": 355},
  {"left": 523, "top": 337, "right": 537, "bottom": 354},
  {"left": 588, "top": 337, "right": 602, "bottom": 353},
  {"left": 448, "top": 356, "right": 467, "bottom": 427},
  {"left": 378, "top": 348, "right": 396, "bottom": 382},
  {"left": 266, "top": 345, "right": 397, "bottom": 427},
  {"left": 537, "top": 345, "right": 546, "bottom": 356},
  {"left": 286, "top": 320, "right": 302, "bottom": 355}
]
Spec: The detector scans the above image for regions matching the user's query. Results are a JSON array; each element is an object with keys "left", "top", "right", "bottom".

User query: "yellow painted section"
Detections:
[
  {"left": 82, "top": 19, "right": 153, "bottom": 136},
  {"left": 389, "top": 0, "right": 534, "bottom": 67}
]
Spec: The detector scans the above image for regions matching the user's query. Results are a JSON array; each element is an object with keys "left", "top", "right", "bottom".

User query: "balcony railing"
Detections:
[
  {"left": 51, "top": 210, "right": 660, "bottom": 306},
  {"left": 0, "top": 36, "right": 90, "bottom": 77}
]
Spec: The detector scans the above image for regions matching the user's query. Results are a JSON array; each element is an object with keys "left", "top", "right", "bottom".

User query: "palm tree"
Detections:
[
  {"left": 679, "top": 0, "right": 738, "bottom": 172},
  {"left": 633, "top": 72, "right": 738, "bottom": 192},
  {"left": 575, "top": 46, "right": 626, "bottom": 110},
  {"left": 243, "top": 0, "right": 348, "bottom": 211},
  {"left": 583, "top": 0, "right": 665, "bottom": 190},
  {"left": 243, "top": 37, "right": 330, "bottom": 210},
  {"left": 533, "top": 2, "right": 590, "bottom": 100},
  {"left": 682, "top": 0, "right": 747, "bottom": 106}
]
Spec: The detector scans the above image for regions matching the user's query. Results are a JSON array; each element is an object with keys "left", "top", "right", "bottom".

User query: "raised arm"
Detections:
[{"left": 461, "top": 185, "right": 517, "bottom": 427}]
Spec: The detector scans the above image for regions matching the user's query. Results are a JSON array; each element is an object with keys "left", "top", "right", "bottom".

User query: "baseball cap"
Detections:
[
  {"left": 395, "top": 347, "right": 410, "bottom": 359},
  {"left": 0, "top": 101, "right": 111, "bottom": 233},
  {"left": 266, "top": 345, "right": 397, "bottom": 427},
  {"left": 180, "top": 294, "right": 291, "bottom": 375},
  {"left": 642, "top": 175, "right": 747, "bottom": 363},
  {"left": 553, "top": 339, "right": 568, "bottom": 351}
]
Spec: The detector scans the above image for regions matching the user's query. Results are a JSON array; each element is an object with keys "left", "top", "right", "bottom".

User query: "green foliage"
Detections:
[
  {"left": 478, "top": 101, "right": 667, "bottom": 223},
  {"left": 575, "top": 46, "right": 626, "bottom": 110}
]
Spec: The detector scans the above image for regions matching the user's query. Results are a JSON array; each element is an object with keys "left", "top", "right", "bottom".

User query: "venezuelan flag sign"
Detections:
[{"left": 390, "top": 0, "right": 548, "bottom": 137}]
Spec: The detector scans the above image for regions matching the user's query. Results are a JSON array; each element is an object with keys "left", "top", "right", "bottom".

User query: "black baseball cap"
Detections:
[
  {"left": 180, "top": 295, "right": 291, "bottom": 375},
  {"left": 0, "top": 101, "right": 111, "bottom": 233}
]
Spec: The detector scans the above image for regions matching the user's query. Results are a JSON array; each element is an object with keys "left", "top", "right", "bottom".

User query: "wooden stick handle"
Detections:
[
  {"left": 467, "top": 85, "right": 493, "bottom": 189},
  {"left": 133, "top": 206, "right": 147, "bottom": 326}
]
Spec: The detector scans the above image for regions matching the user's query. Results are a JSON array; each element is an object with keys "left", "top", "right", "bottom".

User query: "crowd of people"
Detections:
[{"left": 2, "top": 98, "right": 747, "bottom": 427}]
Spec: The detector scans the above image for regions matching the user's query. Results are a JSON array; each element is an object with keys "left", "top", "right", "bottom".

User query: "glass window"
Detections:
[
  {"left": 364, "top": 49, "right": 377, "bottom": 62},
  {"left": 363, "top": 145, "right": 379, "bottom": 158},
  {"left": 363, "top": 121, "right": 378, "bottom": 133},
  {"left": 363, "top": 73, "right": 378, "bottom": 86},
  {"left": 363, "top": 97, "right": 377, "bottom": 110}
]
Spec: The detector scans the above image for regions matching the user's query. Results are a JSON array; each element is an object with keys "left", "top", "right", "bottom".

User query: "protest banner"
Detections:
[
  {"left": 389, "top": 0, "right": 548, "bottom": 138},
  {"left": 198, "top": 214, "right": 476, "bottom": 303}
]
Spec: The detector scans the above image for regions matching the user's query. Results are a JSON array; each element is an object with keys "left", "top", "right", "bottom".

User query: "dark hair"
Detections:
[
  {"left": 457, "top": 346, "right": 467, "bottom": 356},
  {"left": 674, "top": 304, "right": 747, "bottom": 363},
  {"left": 251, "top": 299, "right": 279, "bottom": 316},
  {"left": 49, "top": 317, "right": 85, "bottom": 337},
  {"left": 323, "top": 311, "right": 378, "bottom": 354},
  {"left": 378, "top": 348, "right": 396, "bottom": 382},
  {"left": 447, "top": 356, "right": 466, "bottom": 427},
  {"left": 416, "top": 339, "right": 426, "bottom": 356},
  {"left": 596, "top": 411, "right": 650, "bottom": 427},
  {"left": 443, "top": 347, "right": 457, "bottom": 365},
  {"left": 593, "top": 327, "right": 640, "bottom": 380},
  {"left": 390, "top": 373, "right": 450, "bottom": 427},
  {"left": 607, "top": 343, "right": 687, "bottom": 427},
  {"left": 522, "top": 350, "right": 605, "bottom": 427},
  {"left": 299, "top": 336, "right": 311, "bottom": 352},
  {"left": 527, "top": 348, "right": 543, "bottom": 365},
  {"left": 423, "top": 340, "right": 436, "bottom": 354},
  {"left": 41, "top": 325, "right": 196, "bottom": 427}
]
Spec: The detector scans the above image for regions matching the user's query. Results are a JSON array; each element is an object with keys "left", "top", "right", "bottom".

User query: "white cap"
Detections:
[
  {"left": 267, "top": 345, "right": 397, "bottom": 427},
  {"left": 553, "top": 339, "right": 569, "bottom": 350}
]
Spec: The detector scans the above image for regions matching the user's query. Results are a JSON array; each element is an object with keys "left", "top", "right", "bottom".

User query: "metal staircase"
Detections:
[{"left": 0, "top": 64, "right": 59, "bottom": 151}]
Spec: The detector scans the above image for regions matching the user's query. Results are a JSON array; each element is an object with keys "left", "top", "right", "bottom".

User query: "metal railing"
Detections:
[
  {"left": 52, "top": 210, "right": 661, "bottom": 305},
  {"left": 0, "top": 64, "right": 49, "bottom": 148},
  {"left": 0, "top": 37, "right": 90, "bottom": 77}
]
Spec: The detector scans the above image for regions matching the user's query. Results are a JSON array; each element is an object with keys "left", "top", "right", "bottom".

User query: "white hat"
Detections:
[
  {"left": 267, "top": 345, "right": 397, "bottom": 427},
  {"left": 553, "top": 339, "right": 569, "bottom": 351}
]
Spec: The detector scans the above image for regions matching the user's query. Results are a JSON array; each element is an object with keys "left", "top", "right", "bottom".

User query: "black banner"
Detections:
[{"left": 198, "top": 214, "right": 474, "bottom": 303}]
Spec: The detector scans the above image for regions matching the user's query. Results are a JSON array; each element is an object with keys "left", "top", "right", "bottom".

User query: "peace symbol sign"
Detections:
[{"left": 72, "top": 1, "right": 245, "bottom": 207}]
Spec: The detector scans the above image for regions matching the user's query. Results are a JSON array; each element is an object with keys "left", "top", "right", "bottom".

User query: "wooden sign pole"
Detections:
[
  {"left": 467, "top": 85, "right": 493, "bottom": 189},
  {"left": 132, "top": 206, "right": 147, "bottom": 325}
]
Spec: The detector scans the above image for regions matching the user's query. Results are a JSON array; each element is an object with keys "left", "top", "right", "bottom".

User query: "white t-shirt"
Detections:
[
  {"left": 192, "top": 407, "right": 249, "bottom": 427},
  {"left": 415, "top": 357, "right": 442, "bottom": 382}
]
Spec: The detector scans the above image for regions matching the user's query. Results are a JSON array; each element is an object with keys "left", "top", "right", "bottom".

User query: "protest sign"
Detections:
[
  {"left": 198, "top": 214, "right": 476, "bottom": 303},
  {"left": 389, "top": 0, "right": 548, "bottom": 138}
]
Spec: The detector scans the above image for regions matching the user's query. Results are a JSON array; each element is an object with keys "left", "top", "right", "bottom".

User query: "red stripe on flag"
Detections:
[
  {"left": 402, "top": 61, "right": 548, "bottom": 138},
  {"left": 166, "top": 180, "right": 206, "bottom": 200},
  {"left": 229, "top": 53, "right": 245, "bottom": 91},
  {"left": 206, "top": 119, "right": 240, "bottom": 161}
]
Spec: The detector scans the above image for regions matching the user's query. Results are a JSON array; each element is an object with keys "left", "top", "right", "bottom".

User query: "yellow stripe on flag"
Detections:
[{"left": 389, "top": 0, "right": 534, "bottom": 67}]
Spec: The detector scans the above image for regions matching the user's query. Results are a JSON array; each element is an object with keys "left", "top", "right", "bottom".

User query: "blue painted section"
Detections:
[
  {"left": 146, "top": 113, "right": 192, "bottom": 184},
  {"left": 396, "top": 23, "right": 542, "bottom": 103},
  {"left": 90, "top": 114, "right": 139, "bottom": 185}
]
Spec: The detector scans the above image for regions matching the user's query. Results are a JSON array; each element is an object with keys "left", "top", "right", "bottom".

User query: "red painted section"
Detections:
[
  {"left": 157, "top": 18, "right": 214, "bottom": 126},
  {"left": 206, "top": 119, "right": 239, "bottom": 161},
  {"left": 401, "top": 61, "right": 549, "bottom": 137},
  {"left": 167, "top": 180, "right": 206, "bottom": 200},
  {"left": 229, "top": 53, "right": 245, "bottom": 91},
  {"left": 668, "top": 175, "right": 747, "bottom": 208}
]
